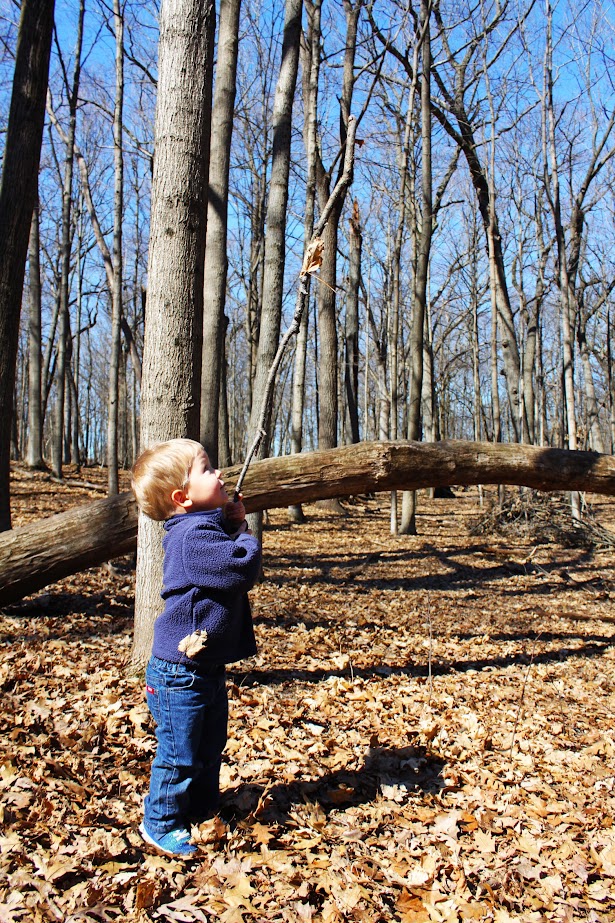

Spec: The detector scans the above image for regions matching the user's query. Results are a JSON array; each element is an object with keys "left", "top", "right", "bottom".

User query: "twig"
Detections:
[
  {"left": 508, "top": 633, "right": 540, "bottom": 758},
  {"left": 233, "top": 116, "right": 358, "bottom": 500},
  {"left": 426, "top": 593, "right": 433, "bottom": 707}
]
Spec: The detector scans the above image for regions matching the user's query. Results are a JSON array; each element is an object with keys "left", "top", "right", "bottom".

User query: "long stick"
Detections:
[{"left": 233, "top": 115, "right": 358, "bottom": 500}]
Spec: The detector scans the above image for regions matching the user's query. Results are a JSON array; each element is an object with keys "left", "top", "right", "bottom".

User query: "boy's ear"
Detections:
[{"left": 171, "top": 488, "right": 193, "bottom": 510}]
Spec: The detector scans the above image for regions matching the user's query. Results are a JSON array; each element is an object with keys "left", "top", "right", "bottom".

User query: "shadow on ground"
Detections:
[{"left": 220, "top": 743, "right": 446, "bottom": 826}]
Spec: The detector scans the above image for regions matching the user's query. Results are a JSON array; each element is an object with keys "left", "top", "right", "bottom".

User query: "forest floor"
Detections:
[{"left": 2, "top": 464, "right": 615, "bottom": 922}]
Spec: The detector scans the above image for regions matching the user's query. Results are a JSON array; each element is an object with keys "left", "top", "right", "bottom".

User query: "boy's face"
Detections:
[{"left": 181, "top": 449, "right": 228, "bottom": 512}]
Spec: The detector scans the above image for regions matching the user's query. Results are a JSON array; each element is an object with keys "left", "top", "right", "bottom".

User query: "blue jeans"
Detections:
[{"left": 144, "top": 655, "right": 228, "bottom": 837}]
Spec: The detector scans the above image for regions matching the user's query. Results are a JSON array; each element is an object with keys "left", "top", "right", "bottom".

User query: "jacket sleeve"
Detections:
[{"left": 181, "top": 523, "right": 261, "bottom": 592}]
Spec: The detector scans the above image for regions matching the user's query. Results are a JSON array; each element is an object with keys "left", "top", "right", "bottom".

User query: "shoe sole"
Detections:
[{"left": 139, "top": 822, "right": 197, "bottom": 858}]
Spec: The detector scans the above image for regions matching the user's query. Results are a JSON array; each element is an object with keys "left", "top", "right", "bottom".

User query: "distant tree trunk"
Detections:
[
  {"left": 490, "top": 284, "right": 502, "bottom": 444},
  {"left": 315, "top": 0, "right": 359, "bottom": 455},
  {"left": 366, "top": 297, "right": 389, "bottom": 442},
  {"left": 467, "top": 214, "right": 482, "bottom": 443},
  {"left": 51, "top": 0, "right": 85, "bottom": 481},
  {"left": 71, "top": 201, "right": 86, "bottom": 467},
  {"left": 132, "top": 0, "right": 215, "bottom": 671},
  {"left": 344, "top": 199, "right": 361, "bottom": 445},
  {"left": 26, "top": 199, "right": 44, "bottom": 469},
  {"left": 0, "top": 0, "right": 55, "bottom": 530},
  {"left": 218, "top": 318, "right": 232, "bottom": 466},
  {"left": 577, "top": 303, "right": 605, "bottom": 454},
  {"left": 514, "top": 190, "right": 549, "bottom": 446},
  {"left": 245, "top": 0, "right": 301, "bottom": 542},
  {"left": 608, "top": 305, "right": 615, "bottom": 453},
  {"left": 389, "top": 83, "right": 418, "bottom": 534},
  {"left": 107, "top": 0, "right": 125, "bottom": 495},
  {"left": 421, "top": 303, "right": 437, "bottom": 441},
  {"left": 288, "top": 0, "right": 322, "bottom": 524},
  {"left": 245, "top": 180, "right": 266, "bottom": 402},
  {"left": 400, "top": 0, "right": 432, "bottom": 535},
  {"left": 200, "top": 0, "right": 241, "bottom": 465}
]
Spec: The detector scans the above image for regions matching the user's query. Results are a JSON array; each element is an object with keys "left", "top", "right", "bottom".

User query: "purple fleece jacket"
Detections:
[{"left": 151, "top": 508, "right": 262, "bottom": 667}]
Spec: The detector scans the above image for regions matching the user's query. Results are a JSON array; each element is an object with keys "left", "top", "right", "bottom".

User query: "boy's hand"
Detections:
[
  {"left": 229, "top": 520, "right": 251, "bottom": 538},
  {"left": 224, "top": 495, "right": 246, "bottom": 524}
]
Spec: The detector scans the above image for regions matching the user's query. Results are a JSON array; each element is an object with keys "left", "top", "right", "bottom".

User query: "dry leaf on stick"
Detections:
[{"left": 300, "top": 237, "right": 325, "bottom": 278}]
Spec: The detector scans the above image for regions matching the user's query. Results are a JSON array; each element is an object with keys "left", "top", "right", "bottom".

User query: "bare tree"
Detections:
[
  {"left": 314, "top": 0, "right": 360, "bottom": 454},
  {"left": 200, "top": 0, "right": 241, "bottom": 466},
  {"left": 26, "top": 199, "right": 44, "bottom": 469},
  {"left": 132, "top": 0, "right": 215, "bottom": 669},
  {"left": 542, "top": 0, "right": 615, "bottom": 516},
  {"left": 288, "top": 0, "right": 322, "bottom": 524},
  {"left": 245, "top": 0, "right": 302, "bottom": 470},
  {"left": 107, "top": 0, "right": 126, "bottom": 495},
  {"left": 0, "top": 0, "right": 55, "bottom": 530},
  {"left": 400, "top": 0, "right": 432, "bottom": 535},
  {"left": 50, "top": 0, "right": 85, "bottom": 479},
  {"left": 344, "top": 199, "right": 362, "bottom": 445}
]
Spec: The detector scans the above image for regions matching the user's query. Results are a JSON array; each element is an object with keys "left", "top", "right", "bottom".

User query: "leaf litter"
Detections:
[{"left": 2, "top": 467, "right": 615, "bottom": 921}]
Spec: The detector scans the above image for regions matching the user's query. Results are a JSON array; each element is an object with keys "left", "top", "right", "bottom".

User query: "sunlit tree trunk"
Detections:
[
  {"left": 107, "top": 0, "right": 125, "bottom": 495},
  {"left": 201, "top": 0, "right": 241, "bottom": 466},
  {"left": 51, "top": 0, "right": 85, "bottom": 481},
  {"left": 245, "top": 0, "right": 301, "bottom": 542},
  {"left": 400, "top": 0, "right": 432, "bottom": 535},
  {"left": 344, "top": 199, "right": 361, "bottom": 445},
  {"left": 26, "top": 199, "right": 44, "bottom": 469},
  {"left": 315, "top": 0, "right": 359, "bottom": 455},
  {"left": 608, "top": 306, "right": 615, "bottom": 453},
  {"left": 0, "top": 0, "right": 55, "bottom": 529},
  {"left": 132, "top": 0, "right": 215, "bottom": 670},
  {"left": 288, "top": 0, "right": 322, "bottom": 524},
  {"left": 390, "top": 88, "right": 415, "bottom": 535}
]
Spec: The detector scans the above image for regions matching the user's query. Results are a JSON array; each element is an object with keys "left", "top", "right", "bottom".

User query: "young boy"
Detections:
[{"left": 131, "top": 439, "right": 262, "bottom": 857}]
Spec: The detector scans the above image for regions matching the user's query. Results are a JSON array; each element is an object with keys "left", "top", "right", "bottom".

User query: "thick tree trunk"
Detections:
[
  {"left": 133, "top": 0, "right": 215, "bottom": 669},
  {"left": 3, "top": 440, "right": 615, "bottom": 608},
  {"left": 0, "top": 0, "right": 55, "bottom": 529}
]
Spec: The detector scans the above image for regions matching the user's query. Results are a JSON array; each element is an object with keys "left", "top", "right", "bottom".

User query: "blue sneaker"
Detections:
[{"left": 139, "top": 822, "right": 198, "bottom": 858}]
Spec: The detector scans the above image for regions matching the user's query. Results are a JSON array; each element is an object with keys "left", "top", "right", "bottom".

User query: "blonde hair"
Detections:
[{"left": 131, "top": 438, "right": 204, "bottom": 520}]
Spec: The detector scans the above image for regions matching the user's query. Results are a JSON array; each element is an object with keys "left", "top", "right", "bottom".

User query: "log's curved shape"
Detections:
[{"left": 2, "top": 440, "right": 614, "bottom": 606}]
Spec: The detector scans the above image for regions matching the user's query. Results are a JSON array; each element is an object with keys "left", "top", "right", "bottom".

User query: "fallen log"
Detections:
[{"left": 2, "top": 439, "right": 614, "bottom": 606}]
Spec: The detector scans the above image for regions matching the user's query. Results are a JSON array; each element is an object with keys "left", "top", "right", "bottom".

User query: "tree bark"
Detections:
[
  {"left": 315, "top": 0, "right": 359, "bottom": 453},
  {"left": 26, "top": 199, "right": 44, "bottom": 469},
  {"left": 0, "top": 0, "right": 55, "bottom": 529},
  {"left": 133, "top": 0, "right": 215, "bottom": 669},
  {"left": 3, "top": 439, "right": 615, "bottom": 607},
  {"left": 51, "top": 0, "right": 85, "bottom": 481},
  {"left": 344, "top": 199, "right": 361, "bottom": 445},
  {"left": 200, "top": 0, "right": 241, "bottom": 465},
  {"left": 246, "top": 0, "right": 302, "bottom": 457},
  {"left": 107, "top": 0, "right": 126, "bottom": 496},
  {"left": 288, "top": 0, "right": 322, "bottom": 524},
  {"left": 400, "top": 0, "right": 432, "bottom": 535},
  {"left": 244, "top": 0, "right": 301, "bottom": 542}
]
